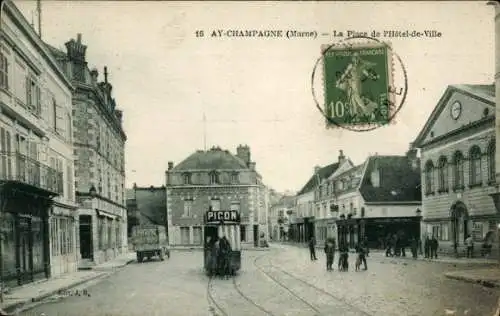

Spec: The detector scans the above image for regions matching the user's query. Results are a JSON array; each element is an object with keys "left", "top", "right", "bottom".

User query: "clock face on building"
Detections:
[{"left": 450, "top": 101, "right": 462, "bottom": 120}]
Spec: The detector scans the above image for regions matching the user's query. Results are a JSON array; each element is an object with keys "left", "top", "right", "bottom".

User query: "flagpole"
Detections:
[{"left": 203, "top": 113, "right": 207, "bottom": 151}]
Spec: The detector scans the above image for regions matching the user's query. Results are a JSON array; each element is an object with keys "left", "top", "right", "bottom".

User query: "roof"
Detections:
[
  {"left": 297, "top": 162, "right": 340, "bottom": 195},
  {"left": 172, "top": 147, "right": 249, "bottom": 171},
  {"left": 413, "top": 84, "right": 495, "bottom": 147},
  {"left": 277, "top": 195, "right": 296, "bottom": 208},
  {"left": 359, "top": 155, "right": 421, "bottom": 203}
]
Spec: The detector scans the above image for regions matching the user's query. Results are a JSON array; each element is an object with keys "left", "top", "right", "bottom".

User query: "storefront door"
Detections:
[{"left": 18, "top": 216, "right": 32, "bottom": 284}]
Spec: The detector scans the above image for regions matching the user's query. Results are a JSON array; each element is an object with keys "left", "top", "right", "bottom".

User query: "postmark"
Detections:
[{"left": 311, "top": 36, "right": 408, "bottom": 132}]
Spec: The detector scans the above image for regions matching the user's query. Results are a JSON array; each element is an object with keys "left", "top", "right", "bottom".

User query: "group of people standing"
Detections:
[
  {"left": 309, "top": 236, "right": 368, "bottom": 272},
  {"left": 205, "top": 235, "right": 232, "bottom": 278}
]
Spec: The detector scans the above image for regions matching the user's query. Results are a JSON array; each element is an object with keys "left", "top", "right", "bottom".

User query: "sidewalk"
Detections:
[
  {"left": 444, "top": 268, "right": 500, "bottom": 288},
  {"left": 0, "top": 251, "right": 136, "bottom": 315}
]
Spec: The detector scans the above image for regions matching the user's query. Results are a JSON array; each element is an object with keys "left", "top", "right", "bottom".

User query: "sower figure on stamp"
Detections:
[{"left": 335, "top": 53, "right": 380, "bottom": 118}]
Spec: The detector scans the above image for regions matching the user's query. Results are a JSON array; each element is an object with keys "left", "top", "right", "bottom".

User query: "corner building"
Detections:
[
  {"left": 414, "top": 84, "right": 497, "bottom": 257},
  {"left": 166, "top": 145, "right": 268, "bottom": 247},
  {"left": 46, "top": 35, "right": 127, "bottom": 265},
  {"left": 1, "top": 0, "right": 78, "bottom": 286}
]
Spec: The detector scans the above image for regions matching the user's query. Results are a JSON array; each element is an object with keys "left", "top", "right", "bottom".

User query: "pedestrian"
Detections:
[
  {"left": 338, "top": 242, "right": 349, "bottom": 271},
  {"left": 411, "top": 237, "right": 418, "bottom": 259},
  {"left": 424, "top": 235, "right": 430, "bottom": 259},
  {"left": 363, "top": 236, "right": 370, "bottom": 257},
  {"left": 220, "top": 236, "right": 232, "bottom": 277},
  {"left": 465, "top": 234, "right": 474, "bottom": 258},
  {"left": 385, "top": 234, "right": 393, "bottom": 257},
  {"left": 355, "top": 241, "right": 367, "bottom": 270},
  {"left": 400, "top": 233, "right": 407, "bottom": 257},
  {"left": 430, "top": 235, "right": 439, "bottom": 259},
  {"left": 324, "top": 238, "right": 336, "bottom": 271},
  {"left": 309, "top": 236, "right": 318, "bottom": 261},
  {"left": 209, "top": 237, "right": 220, "bottom": 277}
]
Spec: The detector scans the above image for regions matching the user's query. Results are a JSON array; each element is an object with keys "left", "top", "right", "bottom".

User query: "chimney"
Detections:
[
  {"left": 64, "top": 34, "right": 87, "bottom": 62},
  {"left": 90, "top": 68, "right": 98, "bottom": 85},
  {"left": 236, "top": 144, "right": 251, "bottom": 165},
  {"left": 338, "top": 150, "right": 346, "bottom": 164},
  {"left": 168, "top": 161, "right": 174, "bottom": 171}
]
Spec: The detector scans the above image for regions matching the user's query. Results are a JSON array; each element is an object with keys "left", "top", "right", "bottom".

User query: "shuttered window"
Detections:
[{"left": 0, "top": 51, "right": 8, "bottom": 90}]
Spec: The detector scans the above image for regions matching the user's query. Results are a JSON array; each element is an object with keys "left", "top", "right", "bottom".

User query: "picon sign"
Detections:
[{"left": 205, "top": 210, "right": 241, "bottom": 224}]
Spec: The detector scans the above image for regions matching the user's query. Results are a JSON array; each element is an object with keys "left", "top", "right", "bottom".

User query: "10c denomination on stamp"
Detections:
[{"left": 321, "top": 41, "right": 394, "bottom": 128}]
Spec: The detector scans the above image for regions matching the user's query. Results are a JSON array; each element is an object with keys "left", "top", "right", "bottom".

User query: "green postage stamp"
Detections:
[{"left": 322, "top": 42, "right": 394, "bottom": 128}]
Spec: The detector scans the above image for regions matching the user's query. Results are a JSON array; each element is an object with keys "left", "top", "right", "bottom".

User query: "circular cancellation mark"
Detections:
[{"left": 311, "top": 35, "right": 408, "bottom": 132}]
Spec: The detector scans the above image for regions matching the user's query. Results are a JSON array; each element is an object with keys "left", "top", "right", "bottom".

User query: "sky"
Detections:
[{"left": 14, "top": 1, "right": 495, "bottom": 193}]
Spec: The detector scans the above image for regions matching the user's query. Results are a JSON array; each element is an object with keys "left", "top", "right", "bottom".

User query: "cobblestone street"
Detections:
[{"left": 18, "top": 245, "right": 500, "bottom": 316}]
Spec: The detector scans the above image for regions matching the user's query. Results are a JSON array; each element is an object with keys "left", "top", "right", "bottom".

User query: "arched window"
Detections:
[
  {"left": 437, "top": 156, "right": 448, "bottom": 192},
  {"left": 453, "top": 151, "right": 464, "bottom": 189},
  {"left": 424, "top": 160, "right": 434, "bottom": 194},
  {"left": 488, "top": 141, "right": 495, "bottom": 183},
  {"left": 469, "top": 146, "right": 482, "bottom": 186}
]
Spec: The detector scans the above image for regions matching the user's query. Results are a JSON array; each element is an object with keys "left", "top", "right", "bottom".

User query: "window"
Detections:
[
  {"left": 424, "top": 160, "right": 434, "bottom": 194},
  {"left": 441, "top": 223, "right": 449, "bottom": 241},
  {"left": 180, "top": 227, "right": 190, "bottom": 244},
  {"left": 183, "top": 173, "right": 191, "bottom": 185},
  {"left": 115, "top": 221, "right": 121, "bottom": 249},
  {"left": 488, "top": 141, "right": 495, "bottom": 183},
  {"left": 230, "top": 202, "right": 240, "bottom": 212},
  {"left": 231, "top": 172, "right": 239, "bottom": 184},
  {"left": 66, "top": 160, "right": 73, "bottom": 201},
  {"left": 210, "top": 199, "right": 221, "bottom": 211},
  {"left": 107, "top": 218, "right": 113, "bottom": 248},
  {"left": 0, "top": 51, "right": 8, "bottom": 90},
  {"left": 209, "top": 172, "right": 219, "bottom": 185},
  {"left": 67, "top": 113, "right": 72, "bottom": 142},
  {"left": 183, "top": 199, "right": 193, "bottom": 217},
  {"left": 52, "top": 98, "right": 57, "bottom": 131},
  {"left": 453, "top": 151, "right": 464, "bottom": 189},
  {"left": 25, "top": 76, "right": 41, "bottom": 115},
  {"left": 469, "top": 146, "right": 482, "bottom": 186},
  {"left": 437, "top": 156, "right": 448, "bottom": 192},
  {"left": 193, "top": 227, "right": 202, "bottom": 245},
  {"left": 98, "top": 216, "right": 105, "bottom": 250}
]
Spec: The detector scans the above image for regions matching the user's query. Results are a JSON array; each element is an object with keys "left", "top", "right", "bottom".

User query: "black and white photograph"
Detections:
[{"left": 1, "top": 1, "right": 500, "bottom": 315}]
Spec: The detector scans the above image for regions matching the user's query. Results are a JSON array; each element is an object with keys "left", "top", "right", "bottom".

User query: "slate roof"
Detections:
[
  {"left": 172, "top": 147, "right": 249, "bottom": 171},
  {"left": 297, "top": 162, "right": 340, "bottom": 195},
  {"left": 359, "top": 155, "right": 421, "bottom": 203}
]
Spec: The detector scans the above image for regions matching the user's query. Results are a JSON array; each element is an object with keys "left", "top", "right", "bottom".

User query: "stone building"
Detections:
[
  {"left": 269, "top": 194, "right": 295, "bottom": 241},
  {"left": 46, "top": 35, "right": 127, "bottom": 265},
  {"left": 414, "top": 84, "right": 498, "bottom": 257},
  {"left": 0, "top": 0, "right": 78, "bottom": 286},
  {"left": 289, "top": 160, "right": 340, "bottom": 243},
  {"left": 166, "top": 145, "right": 268, "bottom": 247}
]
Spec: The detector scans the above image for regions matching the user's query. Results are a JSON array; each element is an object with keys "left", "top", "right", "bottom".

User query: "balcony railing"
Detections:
[{"left": 0, "top": 151, "right": 64, "bottom": 195}]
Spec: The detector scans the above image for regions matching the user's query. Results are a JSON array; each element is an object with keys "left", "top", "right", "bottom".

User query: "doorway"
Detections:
[
  {"left": 451, "top": 202, "right": 468, "bottom": 247},
  {"left": 253, "top": 225, "right": 259, "bottom": 247},
  {"left": 18, "top": 216, "right": 32, "bottom": 284},
  {"left": 204, "top": 225, "right": 218, "bottom": 244},
  {"left": 79, "top": 215, "right": 93, "bottom": 260}
]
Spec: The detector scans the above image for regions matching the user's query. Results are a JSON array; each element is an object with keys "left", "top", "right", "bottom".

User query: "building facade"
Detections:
[
  {"left": 46, "top": 35, "right": 127, "bottom": 265},
  {"left": 0, "top": 0, "right": 78, "bottom": 286},
  {"left": 289, "top": 160, "right": 340, "bottom": 243},
  {"left": 166, "top": 145, "right": 268, "bottom": 247},
  {"left": 269, "top": 194, "right": 295, "bottom": 241},
  {"left": 414, "top": 84, "right": 498, "bottom": 257}
]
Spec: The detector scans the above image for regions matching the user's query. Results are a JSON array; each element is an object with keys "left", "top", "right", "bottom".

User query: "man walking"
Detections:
[
  {"left": 309, "top": 236, "right": 318, "bottom": 261},
  {"left": 355, "top": 241, "right": 368, "bottom": 270},
  {"left": 411, "top": 237, "right": 418, "bottom": 259},
  {"left": 424, "top": 235, "right": 431, "bottom": 259},
  {"left": 430, "top": 235, "right": 439, "bottom": 259},
  {"left": 465, "top": 234, "right": 474, "bottom": 258},
  {"left": 324, "top": 238, "right": 336, "bottom": 271}
]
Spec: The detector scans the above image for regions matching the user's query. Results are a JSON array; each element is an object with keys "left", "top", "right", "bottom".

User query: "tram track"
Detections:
[
  {"left": 253, "top": 252, "right": 373, "bottom": 316},
  {"left": 207, "top": 274, "right": 276, "bottom": 316}
]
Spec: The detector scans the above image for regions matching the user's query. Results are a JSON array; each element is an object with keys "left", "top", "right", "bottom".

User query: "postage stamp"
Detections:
[{"left": 321, "top": 41, "right": 395, "bottom": 128}]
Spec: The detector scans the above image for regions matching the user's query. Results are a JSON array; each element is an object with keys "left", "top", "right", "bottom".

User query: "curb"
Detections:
[
  {"left": 3, "top": 258, "right": 135, "bottom": 314},
  {"left": 444, "top": 273, "right": 500, "bottom": 288},
  {"left": 3, "top": 272, "right": 109, "bottom": 314}
]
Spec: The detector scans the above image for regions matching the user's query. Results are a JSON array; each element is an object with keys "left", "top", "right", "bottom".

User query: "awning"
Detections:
[{"left": 96, "top": 209, "right": 117, "bottom": 220}]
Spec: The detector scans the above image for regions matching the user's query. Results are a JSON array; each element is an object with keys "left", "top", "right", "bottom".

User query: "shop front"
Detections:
[
  {"left": 0, "top": 182, "right": 57, "bottom": 287},
  {"left": 336, "top": 215, "right": 362, "bottom": 249},
  {"left": 364, "top": 216, "right": 421, "bottom": 249}
]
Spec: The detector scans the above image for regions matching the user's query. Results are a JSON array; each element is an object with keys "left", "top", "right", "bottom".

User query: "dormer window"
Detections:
[
  {"left": 231, "top": 172, "right": 239, "bottom": 184},
  {"left": 183, "top": 173, "right": 191, "bottom": 185},
  {"left": 209, "top": 171, "right": 219, "bottom": 185}
]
